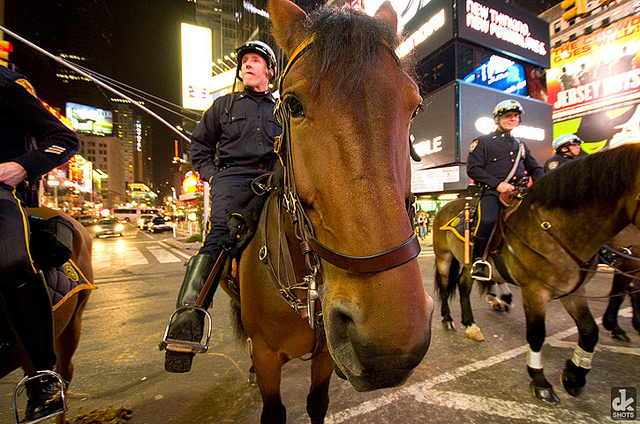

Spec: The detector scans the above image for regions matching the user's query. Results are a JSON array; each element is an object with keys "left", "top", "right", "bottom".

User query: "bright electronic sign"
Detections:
[
  {"left": 181, "top": 23, "right": 214, "bottom": 111},
  {"left": 371, "top": 0, "right": 549, "bottom": 69},
  {"left": 65, "top": 102, "right": 113, "bottom": 136},
  {"left": 463, "top": 55, "right": 528, "bottom": 96}
]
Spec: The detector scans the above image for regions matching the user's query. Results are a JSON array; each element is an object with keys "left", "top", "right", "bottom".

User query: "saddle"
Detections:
[{"left": 440, "top": 187, "right": 527, "bottom": 254}]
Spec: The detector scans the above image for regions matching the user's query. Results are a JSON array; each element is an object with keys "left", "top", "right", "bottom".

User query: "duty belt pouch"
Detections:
[{"left": 29, "top": 215, "right": 74, "bottom": 269}]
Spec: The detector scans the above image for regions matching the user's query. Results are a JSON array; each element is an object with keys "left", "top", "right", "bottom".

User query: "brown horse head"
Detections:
[{"left": 269, "top": 0, "right": 433, "bottom": 391}]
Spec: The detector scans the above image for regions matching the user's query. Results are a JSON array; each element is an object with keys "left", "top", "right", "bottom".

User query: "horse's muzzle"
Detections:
[{"left": 324, "top": 294, "right": 434, "bottom": 392}]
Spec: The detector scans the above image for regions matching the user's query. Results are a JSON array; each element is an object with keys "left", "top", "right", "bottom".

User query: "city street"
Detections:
[{"left": 1, "top": 223, "right": 639, "bottom": 423}]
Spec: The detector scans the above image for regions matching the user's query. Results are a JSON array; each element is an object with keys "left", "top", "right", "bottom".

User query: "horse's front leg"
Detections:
[
  {"left": 559, "top": 288, "right": 598, "bottom": 397},
  {"left": 603, "top": 275, "right": 631, "bottom": 341},
  {"left": 522, "top": 289, "right": 559, "bottom": 404},
  {"left": 307, "top": 350, "right": 332, "bottom": 424},
  {"left": 459, "top": 271, "right": 484, "bottom": 342},
  {"left": 251, "top": 338, "right": 287, "bottom": 424}
]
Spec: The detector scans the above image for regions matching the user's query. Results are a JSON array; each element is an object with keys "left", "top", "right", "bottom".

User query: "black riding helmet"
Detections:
[{"left": 235, "top": 40, "right": 277, "bottom": 82}]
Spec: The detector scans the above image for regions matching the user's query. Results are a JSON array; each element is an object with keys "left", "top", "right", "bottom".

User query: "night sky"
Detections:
[{"left": 103, "top": 0, "right": 559, "bottom": 195}]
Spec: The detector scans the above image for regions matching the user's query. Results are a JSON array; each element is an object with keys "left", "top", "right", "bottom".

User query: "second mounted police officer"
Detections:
[{"left": 467, "top": 99, "right": 544, "bottom": 281}]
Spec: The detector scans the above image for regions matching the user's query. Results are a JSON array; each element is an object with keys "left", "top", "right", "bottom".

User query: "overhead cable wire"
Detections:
[
  {"left": 0, "top": 25, "right": 191, "bottom": 142},
  {"left": 73, "top": 63, "right": 202, "bottom": 123}
]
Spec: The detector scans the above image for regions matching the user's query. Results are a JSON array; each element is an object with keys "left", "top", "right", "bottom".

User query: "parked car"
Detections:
[
  {"left": 137, "top": 214, "right": 156, "bottom": 230},
  {"left": 148, "top": 216, "right": 173, "bottom": 233},
  {"left": 93, "top": 218, "right": 124, "bottom": 238}
]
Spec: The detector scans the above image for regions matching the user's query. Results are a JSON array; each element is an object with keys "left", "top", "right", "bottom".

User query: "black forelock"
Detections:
[{"left": 307, "top": 6, "right": 401, "bottom": 95}]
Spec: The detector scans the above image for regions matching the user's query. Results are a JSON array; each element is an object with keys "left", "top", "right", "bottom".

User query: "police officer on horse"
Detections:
[
  {"left": 163, "top": 40, "right": 281, "bottom": 373},
  {"left": 467, "top": 99, "right": 544, "bottom": 281},
  {"left": 0, "top": 66, "right": 80, "bottom": 422},
  {"left": 544, "top": 134, "right": 583, "bottom": 174}
]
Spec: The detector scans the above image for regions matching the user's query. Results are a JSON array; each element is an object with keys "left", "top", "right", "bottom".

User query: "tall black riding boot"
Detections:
[
  {"left": 164, "top": 253, "right": 217, "bottom": 373},
  {"left": 5, "top": 271, "right": 65, "bottom": 422},
  {"left": 470, "top": 237, "right": 491, "bottom": 280}
]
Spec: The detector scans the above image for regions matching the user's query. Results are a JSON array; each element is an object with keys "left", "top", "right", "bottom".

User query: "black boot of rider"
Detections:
[
  {"left": 4, "top": 271, "right": 65, "bottom": 421},
  {"left": 164, "top": 254, "right": 217, "bottom": 373},
  {"left": 470, "top": 237, "right": 491, "bottom": 280}
]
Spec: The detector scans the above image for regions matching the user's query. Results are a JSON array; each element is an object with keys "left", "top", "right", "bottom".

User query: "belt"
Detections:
[{"left": 219, "top": 160, "right": 272, "bottom": 172}]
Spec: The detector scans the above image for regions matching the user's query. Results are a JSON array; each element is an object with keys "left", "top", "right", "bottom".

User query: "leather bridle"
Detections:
[{"left": 265, "top": 34, "right": 420, "bottom": 328}]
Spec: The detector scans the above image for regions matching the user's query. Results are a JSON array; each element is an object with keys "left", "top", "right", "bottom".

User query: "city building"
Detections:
[
  {"left": 77, "top": 133, "right": 127, "bottom": 208},
  {"left": 541, "top": 0, "right": 640, "bottom": 152}
]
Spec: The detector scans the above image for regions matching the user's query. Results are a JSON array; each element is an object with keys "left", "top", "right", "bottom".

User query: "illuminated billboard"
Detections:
[
  {"left": 410, "top": 80, "right": 553, "bottom": 192},
  {"left": 548, "top": 14, "right": 640, "bottom": 121},
  {"left": 65, "top": 102, "right": 112, "bottom": 135},
  {"left": 369, "top": 0, "right": 549, "bottom": 68},
  {"left": 181, "top": 23, "right": 214, "bottom": 111},
  {"left": 463, "top": 55, "right": 528, "bottom": 96}
]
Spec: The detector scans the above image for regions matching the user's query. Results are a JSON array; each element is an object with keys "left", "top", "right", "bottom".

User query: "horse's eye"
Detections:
[
  {"left": 285, "top": 96, "right": 305, "bottom": 118},
  {"left": 411, "top": 103, "right": 423, "bottom": 120}
]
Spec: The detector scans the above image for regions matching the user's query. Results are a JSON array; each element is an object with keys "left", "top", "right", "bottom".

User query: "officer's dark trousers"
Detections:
[
  {"left": 475, "top": 192, "right": 501, "bottom": 240},
  {"left": 0, "top": 183, "right": 56, "bottom": 370},
  {"left": 198, "top": 166, "right": 270, "bottom": 259}
]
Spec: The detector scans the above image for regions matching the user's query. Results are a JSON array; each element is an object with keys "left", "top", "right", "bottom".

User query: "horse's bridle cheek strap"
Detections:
[{"left": 307, "top": 232, "right": 420, "bottom": 273}]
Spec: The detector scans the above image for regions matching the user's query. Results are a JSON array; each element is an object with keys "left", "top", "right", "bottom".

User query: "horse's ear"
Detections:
[
  {"left": 374, "top": 1, "right": 398, "bottom": 32},
  {"left": 269, "top": 0, "right": 312, "bottom": 56}
]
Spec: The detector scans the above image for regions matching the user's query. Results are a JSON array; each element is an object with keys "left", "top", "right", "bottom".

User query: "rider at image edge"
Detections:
[
  {"left": 162, "top": 40, "right": 282, "bottom": 373},
  {"left": 0, "top": 65, "right": 80, "bottom": 421},
  {"left": 544, "top": 133, "right": 583, "bottom": 174},
  {"left": 466, "top": 99, "right": 544, "bottom": 309}
]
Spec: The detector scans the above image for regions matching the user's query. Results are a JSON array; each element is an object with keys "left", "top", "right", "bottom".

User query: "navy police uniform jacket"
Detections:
[
  {"left": 0, "top": 66, "right": 80, "bottom": 178},
  {"left": 467, "top": 129, "right": 543, "bottom": 191},
  {"left": 190, "top": 89, "right": 281, "bottom": 182},
  {"left": 544, "top": 153, "right": 573, "bottom": 173}
]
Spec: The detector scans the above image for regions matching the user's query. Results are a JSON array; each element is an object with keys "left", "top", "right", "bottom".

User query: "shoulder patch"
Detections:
[
  {"left": 15, "top": 78, "right": 37, "bottom": 98},
  {"left": 547, "top": 161, "right": 559, "bottom": 170},
  {"left": 470, "top": 140, "right": 478, "bottom": 152}
]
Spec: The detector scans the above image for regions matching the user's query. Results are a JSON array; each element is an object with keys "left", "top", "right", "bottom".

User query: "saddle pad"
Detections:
[
  {"left": 439, "top": 206, "right": 478, "bottom": 243},
  {"left": 43, "top": 260, "right": 96, "bottom": 311}
]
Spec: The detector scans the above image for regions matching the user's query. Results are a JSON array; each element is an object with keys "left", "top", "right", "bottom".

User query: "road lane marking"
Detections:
[
  {"left": 325, "top": 310, "right": 631, "bottom": 423},
  {"left": 146, "top": 245, "right": 182, "bottom": 263}
]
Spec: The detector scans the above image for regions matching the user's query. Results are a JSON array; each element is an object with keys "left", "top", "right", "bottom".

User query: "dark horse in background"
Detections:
[
  {"left": 602, "top": 225, "right": 640, "bottom": 341},
  {"left": 224, "top": 1, "right": 434, "bottom": 423},
  {"left": 0, "top": 207, "right": 94, "bottom": 424},
  {"left": 433, "top": 143, "right": 640, "bottom": 405}
]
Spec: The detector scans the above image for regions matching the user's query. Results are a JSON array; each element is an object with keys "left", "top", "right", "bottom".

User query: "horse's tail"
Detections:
[
  {"left": 229, "top": 300, "right": 248, "bottom": 346},
  {"left": 434, "top": 255, "right": 460, "bottom": 303}
]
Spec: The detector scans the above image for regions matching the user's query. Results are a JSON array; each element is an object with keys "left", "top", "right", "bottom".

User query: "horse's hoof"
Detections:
[
  {"left": 560, "top": 370, "right": 584, "bottom": 397},
  {"left": 486, "top": 294, "right": 504, "bottom": 311},
  {"left": 465, "top": 323, "right": 485, "bottom": 342},
  {"left": 530, "top": 382, "right": 561, "bottom": 405},
  {"left": 611, "top": 330, "right": 631, "bottom": 342},
  {"left": 442, "top": 320, "right": 456, "bottom": 331}
]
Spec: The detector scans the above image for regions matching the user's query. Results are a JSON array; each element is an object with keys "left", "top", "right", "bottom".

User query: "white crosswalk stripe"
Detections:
[{"left": 92, "top": 241, "right": 190, "bottom": 270}]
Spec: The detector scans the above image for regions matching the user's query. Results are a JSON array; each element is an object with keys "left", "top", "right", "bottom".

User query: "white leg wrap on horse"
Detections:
[
  {"left": 571, "top": 345, "right": 594, "bottom": 369},
  {"left": 526, "top": 345, "right": 543, "bottom": 369}
]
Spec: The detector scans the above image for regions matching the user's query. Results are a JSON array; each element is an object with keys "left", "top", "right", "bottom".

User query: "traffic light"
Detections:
[
  {"left": 561, "top": 0, "right": 588, "bottom": 21},
  {"left": 0, "top": 40, "right": 13, "bottom": 68}
]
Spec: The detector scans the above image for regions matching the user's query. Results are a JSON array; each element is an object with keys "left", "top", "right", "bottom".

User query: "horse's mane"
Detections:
[
  {"left": 527, "top": 143, "right": 640, "bottom": 210},
  {"left": 307, "top": 6, "right": 403, "bottom": 95}
]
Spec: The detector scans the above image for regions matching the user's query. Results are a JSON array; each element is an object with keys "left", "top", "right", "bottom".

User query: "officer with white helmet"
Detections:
[
  {"left": 544, "top": 134, "right": 583, "bottom": 173},
  {"left": 467, "top": 99, "right": 544, "bottom": 283}
]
